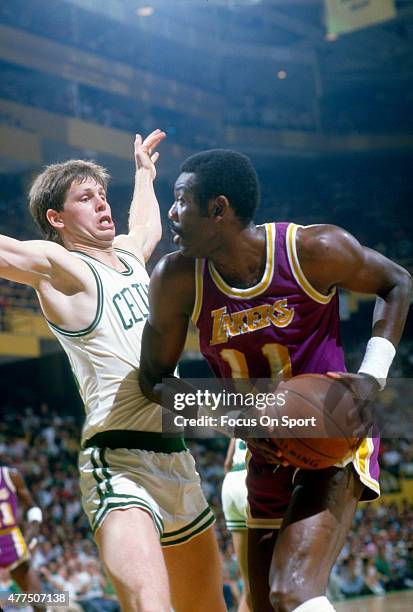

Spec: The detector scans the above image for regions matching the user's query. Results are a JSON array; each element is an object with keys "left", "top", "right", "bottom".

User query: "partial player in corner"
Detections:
[{"left": 0, "top": 465, "right": 44, "bottom": 611}]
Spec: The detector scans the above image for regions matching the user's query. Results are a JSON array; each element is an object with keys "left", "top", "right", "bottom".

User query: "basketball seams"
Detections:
[{"left": 277, "top": 377, "right": 357, "bottom": 442}]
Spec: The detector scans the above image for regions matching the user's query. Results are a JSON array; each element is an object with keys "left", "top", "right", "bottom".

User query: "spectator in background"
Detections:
[
  {"left": 363, "top": 557, "right": 386, "bottom": 595},
  {"left": 339, "top": 556, "right": 365, "bottom": 598},
  {"left": 77, "top": 559, "right": 119, "bottom": 612},
  {"left": 40, "top": 564, "right": 84, "bottom": 612}
]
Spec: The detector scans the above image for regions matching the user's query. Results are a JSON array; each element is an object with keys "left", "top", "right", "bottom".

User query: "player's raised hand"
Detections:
[{"left": 134, "top": 129, "right": 166, "bottom": 179}]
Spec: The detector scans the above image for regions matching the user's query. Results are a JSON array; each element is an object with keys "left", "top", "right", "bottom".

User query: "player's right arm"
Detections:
[
  {"left": 0, "top": 235, "right": 96, "bottom": 330},
  {"left": 0, "top": 235, "right": 88, "bottom": 291}
]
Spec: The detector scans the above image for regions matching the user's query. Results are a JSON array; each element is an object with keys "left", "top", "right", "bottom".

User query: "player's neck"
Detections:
[
  {"left": 64, "top": 239, "right": 123, "bottom": 270},
  {"left": 210, "top": 224, "right": 266, "bottom": 289}
]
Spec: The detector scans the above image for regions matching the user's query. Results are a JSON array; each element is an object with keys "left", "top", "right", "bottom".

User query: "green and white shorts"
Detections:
[
  {"left": 79, "top": 446, "right": 215, "bottom": 547},
  {"left": 221, "top": 468, "right": 248, "bottom": 531}
]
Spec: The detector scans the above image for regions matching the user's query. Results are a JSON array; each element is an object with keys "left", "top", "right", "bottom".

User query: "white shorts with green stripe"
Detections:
[
  {"left": 221, "top": 468, "right": 248, "bottom": 531},
  {"left": 79, "top": 446, "right": 215, "bottom": 547}
]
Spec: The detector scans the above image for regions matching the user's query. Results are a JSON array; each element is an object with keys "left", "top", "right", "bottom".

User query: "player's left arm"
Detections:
[
  {"left": 298, "top": 224, "right": 412, "bottom": 388},
  {"left": 9, "top": 469, "right": 43, "bottom": 528},
  {"left": 114, "top": 129, "right": 166, "bottom": 262}
]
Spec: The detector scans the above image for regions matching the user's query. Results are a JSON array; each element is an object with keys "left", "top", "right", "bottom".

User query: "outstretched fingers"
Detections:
[
  {"left": 141, "top": 128, "right": 167, "bottom": 151},
  {"left": 134, "top": 129, "right": 166, "bottom": 175}
]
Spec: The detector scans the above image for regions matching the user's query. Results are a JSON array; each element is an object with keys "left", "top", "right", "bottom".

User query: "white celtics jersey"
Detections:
[
  {"left": 232, "top": 439, "right": 247, "bottom": 470},
  {"left": 47, "top": 248, "right": 162, "bottom": 445}
]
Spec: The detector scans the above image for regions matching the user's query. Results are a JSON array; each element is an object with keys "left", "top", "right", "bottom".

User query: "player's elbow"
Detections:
[
  {"left": 138, "top": 367, "right": 157, "bottom": 402},
  {"left": 377, "top": 262, "right": 412, "bottom": 303},
  {"left": 392, "top": 266, "right": 413, "bottom": 299},
  {"left": 403, "top": 269, "right": 413, "bottom": 298}
]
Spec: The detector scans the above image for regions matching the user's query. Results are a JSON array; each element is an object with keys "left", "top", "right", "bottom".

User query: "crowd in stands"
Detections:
[
  {"left": 0, "top": 403, "right": 119, "bottom": 612},
  {"left": 328, "top": 502, "right": 413, "bottom": 601}
]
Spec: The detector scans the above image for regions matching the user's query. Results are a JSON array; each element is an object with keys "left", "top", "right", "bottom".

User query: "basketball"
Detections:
[{"left": 267, "top": 374, "right": 361, "bottom": 470}]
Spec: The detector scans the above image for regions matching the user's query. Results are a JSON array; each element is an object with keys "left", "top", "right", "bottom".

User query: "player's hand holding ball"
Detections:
[{"left": 326, "top": 371, "right": 379, "bottom": 439}]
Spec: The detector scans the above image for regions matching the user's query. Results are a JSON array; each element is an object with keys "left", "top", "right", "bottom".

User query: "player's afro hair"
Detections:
[{"left": 180, "top": 149, "right": 260, "bottom": 225}]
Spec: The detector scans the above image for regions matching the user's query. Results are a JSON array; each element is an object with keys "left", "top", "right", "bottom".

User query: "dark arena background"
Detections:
[{"left": 0, "top": 1, "right": 412, "bottom": 610}]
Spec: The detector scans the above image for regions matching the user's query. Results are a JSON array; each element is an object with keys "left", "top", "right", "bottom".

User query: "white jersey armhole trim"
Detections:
[
  {"left": 47, "top": 259, "right": 104, "bottom": 337},
  {"left": 114, "top": 247, "right": 145, "bottom": 269},
  {"left": 191, "top": 259, "right": 203, "bottom": 324},
  {"left": 286, "top": 223, "right": 336, "bottom": 305},
  {"left": 3, "top": 467, "right": 16, "bottom": 493}
]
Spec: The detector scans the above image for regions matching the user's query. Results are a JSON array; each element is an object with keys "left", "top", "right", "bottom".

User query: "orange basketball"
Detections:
[{"left": 267, "top": 374, "right": 361, "bottom": 470}]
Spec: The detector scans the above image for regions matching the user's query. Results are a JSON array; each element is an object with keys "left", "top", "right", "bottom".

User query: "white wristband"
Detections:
[
  {"left": 358, "top": 336, "right": 396, "bottom": 390},
  {"left": 27, "top": 506, "right": 43, "bottom": 523}
]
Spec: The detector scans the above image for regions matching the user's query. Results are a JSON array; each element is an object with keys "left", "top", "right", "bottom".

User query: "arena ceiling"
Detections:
[
  {"left": 1, "top": 0, "right": 413, "bottom": 175},
  {"left": 132, "top": 0, "right": 413, "bottom": 76}
]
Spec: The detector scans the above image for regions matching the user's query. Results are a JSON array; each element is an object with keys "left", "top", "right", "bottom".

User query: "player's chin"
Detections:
[{"left": 97, "top": 226, "right": 116, "bottom": 239}]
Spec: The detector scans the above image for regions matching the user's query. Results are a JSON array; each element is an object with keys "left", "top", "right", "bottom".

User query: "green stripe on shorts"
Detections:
[
  {"left": 162, "top": 512, "right": 216, "bottom": 547},
  {"left": 93, "top": 495, "right": 164, "bottom": 536},
  {"left": 162, "top": 506, "right": 211, "bottom": 538},
  {"left": 91, "top": 447, "right": 105, "bottom": 502},
  {"left": 89, "top": 448, "right": 164, "bottom": 537},
  {"left": 226, "top": 520, "right": 247, "bottom": 531},
  {"left": 99, "top": 448, "right": 114, "bottom": 495}
]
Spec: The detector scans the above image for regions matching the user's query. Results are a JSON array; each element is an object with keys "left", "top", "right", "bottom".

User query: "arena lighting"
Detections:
[
  {"left": 137, "top": 6, "right": 155, "bottom": 17},
  {"left": 277, "top": 69, "right": 287, "bottom": 79}
]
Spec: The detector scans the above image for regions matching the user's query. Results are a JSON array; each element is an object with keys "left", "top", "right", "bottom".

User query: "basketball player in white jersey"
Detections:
[
  {"left": 222, "top": 439, "right": 251, "bottom": 612},
  {"left": 0, "top": 130, "right": 225, "bottom": 612}
]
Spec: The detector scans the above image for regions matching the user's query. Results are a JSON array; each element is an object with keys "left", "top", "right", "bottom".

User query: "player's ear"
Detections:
[
  {"left": 209, "top": 195, "right": 229, "bottom": 220},
  {"left": 46, "top": 208, "right": 65, "bottom": 230}
]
